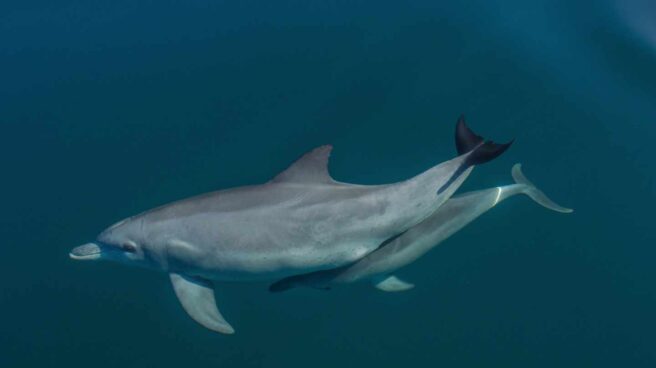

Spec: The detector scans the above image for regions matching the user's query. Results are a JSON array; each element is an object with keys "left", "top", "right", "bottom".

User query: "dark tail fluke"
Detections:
[
  {"left": 455, "top": 115, "right": 484, "bottom": 154},
  {"left": 437, "top": 115, "right": 513, "bottom": 194},
  {"left": 456, "top": 115, "right": 514, "bottom": 163}
]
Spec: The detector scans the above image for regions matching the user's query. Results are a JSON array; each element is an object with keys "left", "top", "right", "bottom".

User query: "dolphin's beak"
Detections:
[{"left": 69, "top": 242, "right": 103, "bottom": 261}]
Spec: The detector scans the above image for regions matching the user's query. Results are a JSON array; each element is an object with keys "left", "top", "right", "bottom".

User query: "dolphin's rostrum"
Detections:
[{"left": 70, "top": 117, "right": 511, "bottom": 334}]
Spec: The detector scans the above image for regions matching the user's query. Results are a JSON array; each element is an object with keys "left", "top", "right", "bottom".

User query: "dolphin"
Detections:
[
  {"left": 69, "top": 117, "right": 511, "bottom": 334},
  {"left": 269, "top": 163, "right": 572, "bottom": 292}
]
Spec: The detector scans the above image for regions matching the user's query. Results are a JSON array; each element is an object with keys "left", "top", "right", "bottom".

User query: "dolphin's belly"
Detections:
[
  {"left": 199, "top": 239, "right": 373, "bottom": 282},
  {"left": 159, "top": 195, "right": 391, "bottom": 281},
  {"left": 198, "top": 218, "right": 379, "bottom": 280}
]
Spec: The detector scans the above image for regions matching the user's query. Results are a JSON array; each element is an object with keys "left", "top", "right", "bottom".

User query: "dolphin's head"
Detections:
[{"left": 70, "top": 215, "right": 159, "bottom": 269}]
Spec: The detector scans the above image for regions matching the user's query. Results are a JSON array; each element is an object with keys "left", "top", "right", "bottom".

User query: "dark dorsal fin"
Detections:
[{"left": 271, "top": 145, "right": 335, "bottom": 184}]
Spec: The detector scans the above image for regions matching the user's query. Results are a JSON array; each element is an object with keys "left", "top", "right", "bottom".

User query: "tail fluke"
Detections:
[
  {"left": 512, "top": 163, "right": 573, "bottom": 213},
  {"left": 438, "top": 115, "right": 513, "bottom": 195},
  {"left": 455, "top": 115, "right": 485, "bottom": 154},
  {"left": 455, "top": 115, "right": 514, "bottom": 164}
]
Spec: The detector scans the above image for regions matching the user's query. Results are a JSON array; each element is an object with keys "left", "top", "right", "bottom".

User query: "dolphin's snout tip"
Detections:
[{"left": 70, "top": 242, "right": 102, "bottom": 261}]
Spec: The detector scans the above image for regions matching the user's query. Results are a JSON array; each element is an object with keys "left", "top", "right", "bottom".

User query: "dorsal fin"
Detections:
[{"left": 272, "top": 145, "right": 335, "bottom": 184}]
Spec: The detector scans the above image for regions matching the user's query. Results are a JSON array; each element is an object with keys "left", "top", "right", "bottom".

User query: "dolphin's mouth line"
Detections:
[{"left": 69, "top": 252, "right": 101, "bottom": 260}]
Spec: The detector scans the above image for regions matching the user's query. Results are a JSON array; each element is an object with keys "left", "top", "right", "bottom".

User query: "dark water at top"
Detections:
[{"left": 2, "top": 1, "right": 655, "bottom": 366}]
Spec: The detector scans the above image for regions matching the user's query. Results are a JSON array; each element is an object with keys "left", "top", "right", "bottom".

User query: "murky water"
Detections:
[{"left": 1, "top": 1, "right": 655, "bottom": 366}]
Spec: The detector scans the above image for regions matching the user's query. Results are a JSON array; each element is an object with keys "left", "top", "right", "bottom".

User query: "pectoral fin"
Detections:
[
  {"left": 169, "top": 273, "right": 235, "bottom": 334},
  {"left": 372, "top": 275, "right": 415, "bottom": 292}
]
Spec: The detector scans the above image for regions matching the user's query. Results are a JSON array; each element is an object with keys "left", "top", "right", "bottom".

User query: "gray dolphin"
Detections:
[
  {"left": 269, "top": 163, "right": 572, "bottom": 292},
  {"left": 69, "top": 117, "right": 511, "bottom": 334}
]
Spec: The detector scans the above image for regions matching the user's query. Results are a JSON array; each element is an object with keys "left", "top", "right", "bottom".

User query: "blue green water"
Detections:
[{"left": 2, "top": 0, "right": 656, "bottom": 366}]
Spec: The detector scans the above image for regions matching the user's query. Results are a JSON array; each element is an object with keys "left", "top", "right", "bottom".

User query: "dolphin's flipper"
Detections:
[
  {"left": 372, "top": 275, "right": 415, "bottom": 292},
  {"left": 169, "top": 273, "right": 235, "bottom": 334},
  {"left": 512, "top": 163, "right": 573, "bottom": 213}
]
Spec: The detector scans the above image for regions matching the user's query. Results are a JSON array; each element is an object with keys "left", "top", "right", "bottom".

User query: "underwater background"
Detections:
[{"left": 2, "top": 0, "right": 655, "bottom": 366}]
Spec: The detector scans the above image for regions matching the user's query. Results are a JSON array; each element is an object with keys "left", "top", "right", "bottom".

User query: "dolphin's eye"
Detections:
[{"left": 121, "top": 243, "right": 137, "bottom": 253}]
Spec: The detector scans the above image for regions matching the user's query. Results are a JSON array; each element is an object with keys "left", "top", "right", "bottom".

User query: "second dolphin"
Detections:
[{"left": 270, "top": 164, "right": 573, "bottom": 292}]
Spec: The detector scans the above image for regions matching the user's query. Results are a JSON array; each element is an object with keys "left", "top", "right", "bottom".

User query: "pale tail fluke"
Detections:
[{"left": 512, "top": 163, "right": 573, "bottom": 214}]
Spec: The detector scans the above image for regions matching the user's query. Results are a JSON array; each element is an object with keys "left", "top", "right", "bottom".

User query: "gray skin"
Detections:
[
  {"left": 271, "top": 163, "right": 572, "bottom": 292},
  {"left": 70, "top": 144, "right": 480, "bottom": 334}
]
